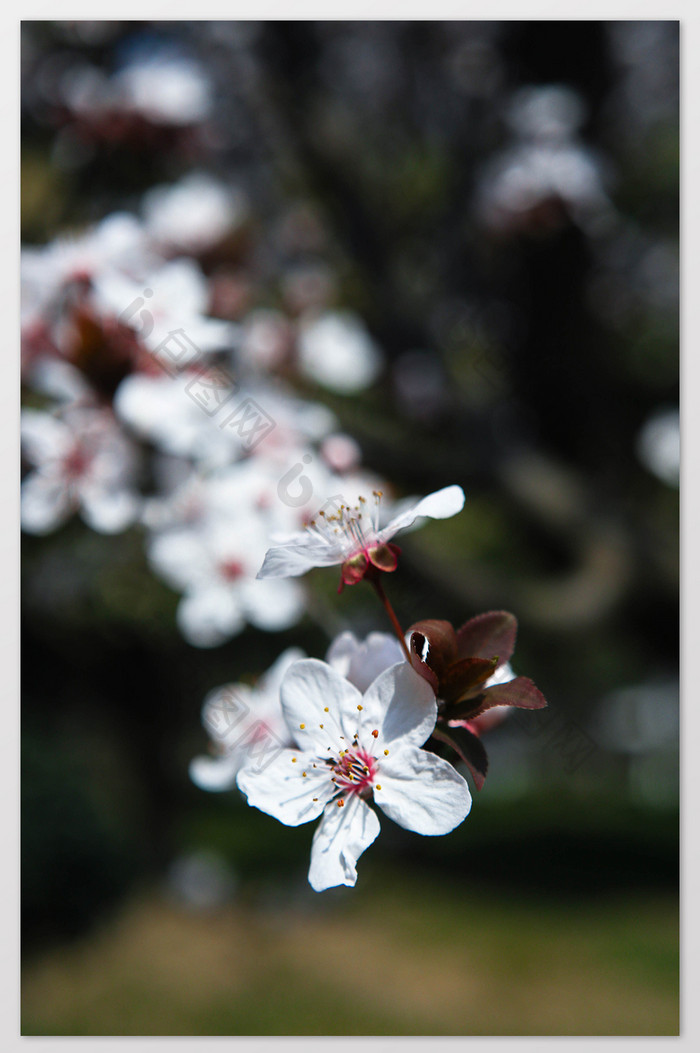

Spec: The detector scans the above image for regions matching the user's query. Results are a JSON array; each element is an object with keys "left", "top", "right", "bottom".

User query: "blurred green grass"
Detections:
[{"left": 22, "top": 870, "right": 678, "bottom": 1036}]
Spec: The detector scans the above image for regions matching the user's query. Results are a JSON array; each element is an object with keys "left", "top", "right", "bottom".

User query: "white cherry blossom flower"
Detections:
[
  {"left": 21, "top": 212, "right": 150, "bottom": 317},
  {"left": 59, "top": 54, "right": 211, "bottom": 129},
  {"left": 296, "top": 309, "right": 382, "bottom": 394},
  {"left": 142, "top": 173, "right": 248, "bottom": 256},
  {"left": 113, "top": 55, "right": 212, "bottom": 126},
  {"left": 147, "top": 516, "right": 305, "bottom": 648},
  {"left": 257, "top": 484, "right": 465, "bottom": 585},
  {"left": 27, "top": 356, "right": 94, "bottom": 405},
  {"left": 94, "top": 257, "right": 235, "bottom": 360},
  {"left": 237, "top": 659, "right": 471, "bottom": 891},
  {"left": 114, "top": 372, "right": 244, "bottom": 469},
  {"left": 476, "top": 87, "right": 613, "bottom": 238},
  {"left": 506, "top": 85, "right": 586, "bottom": 142},
  {"left": 21, "top": 406, "right": 140, "bottom": 535},
  {"left": 478, "top": 141, "right": 613, "bottom": 234},
  {"left": 636, "top": 407, "right": 679, "bottom": 488},
  {"left": 320, "top": 433, "right": 362, "bottom": 474},
  {"left": 189, "top": 647, "right": 305, "bottom": 792}
]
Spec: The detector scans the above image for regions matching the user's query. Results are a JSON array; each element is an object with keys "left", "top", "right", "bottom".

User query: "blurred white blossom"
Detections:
[
  {"left": 143, "top": 173, "right": 248, "bottom": 255},
  {"left": 147, "top": 514, "right": 306, "bottom": 648},
  {"left": 636, "top": 408, "right": 680, "bottom": 488},
  {"left": 477, "top": 84, "right": 614, "bottom": 236},
  {"left": 190, "top": 647, "right": 305, "bottom": 792},
  {"left": 21, "top": 406, "right": 140, "bottom": 535},
  {"left": 113, "top": 55, "right": 211, "bottom": 125},
  {"left": 297, "top": 310, "right": 383, "bottom": 394}
]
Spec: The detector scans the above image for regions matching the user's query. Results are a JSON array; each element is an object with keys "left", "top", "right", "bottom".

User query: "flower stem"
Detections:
[{"left": 371, "top": 576, "right": 412, "bottom": 662}]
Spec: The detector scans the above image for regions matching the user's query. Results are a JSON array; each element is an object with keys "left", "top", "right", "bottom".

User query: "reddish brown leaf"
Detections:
[
  {"left": 447, "top": 676, "right": 547, "bottom": 721},
  {"left": 407, "top": 619, "right": 458, "bottom": 676},
  {"left": 477, "top": 676, "right": 547, "bottom": 711},
  {"left": 439, "top": 656, "right": 499, "bottom": 706},
  {"left": 408, "top": 633, "right": 440, "bottom": 693},
  {"left": 456, "top": 610, "right": 518, "bottom": 668},
  {"left": 444, "top": 694, "right": 489, "bottom": 721}
]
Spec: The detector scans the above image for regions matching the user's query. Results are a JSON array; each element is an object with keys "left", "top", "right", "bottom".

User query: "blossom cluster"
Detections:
[
  {"left": 21, "top": 194, "right": 548, "bottom": 886},
  {"left": 21, "top": 183, "right": 387, "bottom": 648},
  {"left": 21, "top": 49, "right": 549, "bottom": 888},
  {"left": 191, "top": 484, "right": 547, "bottom": 891}
]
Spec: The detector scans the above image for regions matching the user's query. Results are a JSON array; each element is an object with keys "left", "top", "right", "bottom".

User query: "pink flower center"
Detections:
[
  {"left": 62, "top": 444, "right": 92, "bottom": 482},
  {"left": 219, "top": 559, "right": 244, "bottom": 582},
  {"left": 331, "top": 746, "right": 378, "bottom": 796}
]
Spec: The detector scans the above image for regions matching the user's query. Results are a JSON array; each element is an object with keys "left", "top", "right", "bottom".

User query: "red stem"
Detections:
[{"left": 371, "top": 576, "right": 412, "bottom": 662}]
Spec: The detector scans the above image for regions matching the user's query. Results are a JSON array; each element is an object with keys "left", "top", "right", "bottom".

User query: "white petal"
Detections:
[
  {"left": 258, "top": 647, "right": 307, "bottom": 698},
  {"left": 113, "top": 374, "right": 171, "bottom": 440},
  {"left": 143, "top": 173, "right": 242, "bottom": 253},
  {"left": 201, "top": 684, "right": 292, "bottom": 775},
  {"left": 257, "top": 536, "right": 343, "bottom": 579},
  {"left": 377, "top": 485, "right": 465, "bottom": 543},
  {"left": 80, "top": 487, "right": 139, "bottom": 533},
  {"left": 21, "top": 473, "right": 72, "bottom": 535},
  {"left": 324, "top": 630, "right": 359, "bottom": 679},
  {"left": 376, "top": 745, "right": 471, "bottom": 835},
  {"left": 362, "top": 661, "right": 437, "bottom": 749},
  {"left": 94, "top": 211, "right": 147, "bottom": 261},
  {"left": 237, "top": 749, "right": 335, "bottom": 826},
  {"left": 201, "top": 684, "right": 255, "bottom": 745},
  {"left": 485, "top": 661, "right": 515, "bottom": 688},
  {"left": 152, "top": 257, "right": 209, "bottom": 318},
  {"left": 297, "top": 311, "right": 382, "bottom": 395},
  {"left": 637, "top": 408, "right": 680, "bottom": 487},
  {"left": 166, "top": 315, "right": 235, "bottom": 355},
  {"left": 147, "top": 529, "right": 212, "bottom": 591},
  {"left": 21, "top": 410, "right": 71, "bottom": 464},
  {"left": 280, "top": 659, "right": 360, "bottom": 753},
  {"left": 27, "top": 358, "right": 91, "bottom": 403},
  {"left": 327, "top": 630, "right": 405, "bottom": 694},
  {"left": 357, "top": 633, "right": 406, "bottom": 691},
  {"left": 177, "top": 587, "right": 245, "bottom": 648},
  {"left": 189, "top": 753, "right": 240, "bottom": 792},
  {"left": 240, "top": 578, "right": 306, "bottom": 632},
  {"left": 308, "top": 794, "right": 381, "bottom": 891}
]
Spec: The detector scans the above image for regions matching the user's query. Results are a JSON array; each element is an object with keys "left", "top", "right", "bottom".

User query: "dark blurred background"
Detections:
[{"left": 21, "top": 20, "right": 678, "bottom": 1035}]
